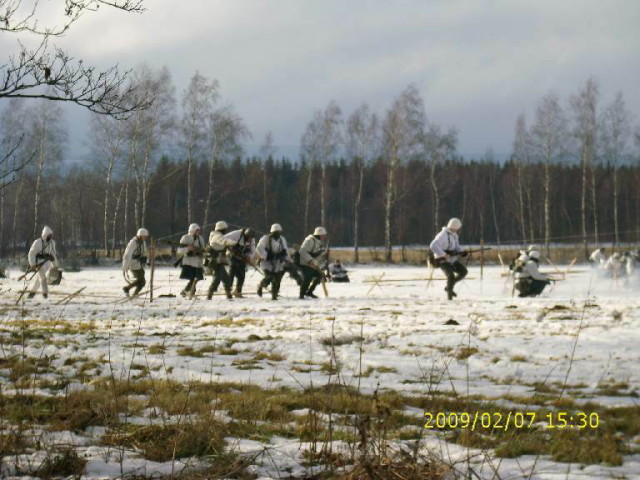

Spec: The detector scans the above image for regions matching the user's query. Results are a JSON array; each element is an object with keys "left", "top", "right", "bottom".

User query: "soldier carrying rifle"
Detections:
[
  {"left": 122, "top": 228, "right": 150, "bottom": 297},
  {"left": 27, "top": 226, "right": 60, "bottom": 299},
  {"left": 224, "top": 227, "right": 257, "bottom": 298},
  {"left": 256, "top": 223, "right": 292, "bottom": 300},
  {"left": 178, "top": 223, "right": 206, "bottom": 299},
  {"left": 298, "top": 226, "right": 328, "bottom": 299},
  {"left": 206, "top": 220, "right": 234, "bottom": 300},
  {"left": 430, "top": 218, "right": 468, "bottom": 301}
]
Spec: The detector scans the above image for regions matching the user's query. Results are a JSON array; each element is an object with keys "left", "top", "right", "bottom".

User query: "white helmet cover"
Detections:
[
  {"left": 529, "top": 250, "right": 540, "bottom": 260},
  {"left": 215, "top": 221, "right": 228, "bottom": 231},
  {"left": 270, "top": 223, "right": 283, "bottom": 233},
  {"left": 314, "top": 226, "right": 327, "bottom": 236},
  {"left": 188, "top": 223, "right": 201, "bottom": 235},
  {"left": 447, "top": 218, "right": 462, "bottom": 230},
  {"left": 137, "top": 228, "right": 149, "bottom": 237}
]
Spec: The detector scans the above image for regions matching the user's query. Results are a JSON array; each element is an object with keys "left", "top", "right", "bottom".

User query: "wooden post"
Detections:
[
  {"left": 149, "top": 238, "right": 156, "bottom": 303},
  {"left": 480, "top": 239, "right": 484, "bottom": 280}
]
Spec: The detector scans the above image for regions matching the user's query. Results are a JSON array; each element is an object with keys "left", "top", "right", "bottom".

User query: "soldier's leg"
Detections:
[
  {"left": 438, "top": 262, "right": 456, "bottom": 299},
  {"left": 452, "top": 261, "right": 468, "bottom": 284},
  {"left": 272, "top": 271, "right": 285, "bottom": 300},
  {"left": 235, "top": 265, "right": 246, "bottom": 294},
  {"left": 529, "top": 279, "right": 548, "bottom": 296},
  {"left": 258, "top": 270, "right": 273, "bottom": 297},
  {"left": 299, "top": 266, "right": 314, "bottom": 299},
  {"left": 306, "top": 269, "right": 321, "bottom": 297},
  {"left": 132, "top": 269, "right": 146, "bottom": 295}
]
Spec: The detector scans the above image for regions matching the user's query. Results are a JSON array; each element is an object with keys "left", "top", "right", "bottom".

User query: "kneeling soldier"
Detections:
[
  {"left": 257, "top": 223, "right": 291, "bottom": 300},
  {"left": 515, "top": 250, "right": 552, "bottom": 297},
  {"left": 123, "top": 228, "right": 149, "bottom": 297}
]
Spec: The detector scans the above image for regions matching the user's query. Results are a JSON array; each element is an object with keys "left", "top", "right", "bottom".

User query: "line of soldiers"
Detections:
[
  {"left": 589, "top": 247, "right": 638, "bottom": 278},
  {"left": 120, "top": 222, "right": 330, "bottom": 301}
]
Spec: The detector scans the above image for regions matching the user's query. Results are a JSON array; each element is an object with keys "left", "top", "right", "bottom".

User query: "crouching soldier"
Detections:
[
  {"left": 298, "top": 226, "right": 327, "bottom": 299},
  {"left": 430, "top": 218, "right": 468, "bottom": 300},
  {"left": 27, "top": 226, "right": 59, "bottom": 299},
  {"left": 257, "top": 224, "right": 291, "bottom": 300},
  {"left": 515, "top": 250, "right": 552, "bottom": 297},
  {"left": 122, "top": 228, "right": 149, "bottom": 297},
  {"left": 329, "top": 260, "right": 350, "bottom": 282},
  {"left": 225, "top": 228, "right": 256, "bottom": 298},
  {"left": 179, "top": 223, "right": 206, "bottom": 299},
  {"left": 207, "top": 221, "right": 234, "bottom": 300}
]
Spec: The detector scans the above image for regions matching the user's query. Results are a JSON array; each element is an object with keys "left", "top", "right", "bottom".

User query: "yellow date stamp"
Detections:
[{"left": 424, "top": 411, "right": 599, "bottom": 431}]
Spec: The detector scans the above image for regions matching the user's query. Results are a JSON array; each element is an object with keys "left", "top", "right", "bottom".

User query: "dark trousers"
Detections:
[
  {"left": 300, "top": 265, "right": 321, "bottom": 298},
  {"left": 517, "top": 279, "right": 549, "bottom": 297},
  {"left": 124, "top": 269, "right": 146, "bottom": 294},
  {"left": 284, "top": 263, "right": 302, "bottom": 285},
  {"left": 209, "top": 263, "right": 231, "bottom": 296},
  {"left": 260, "top": 270, "right": 285, "bottom": 299},
  {"left": 230, "top": 258, "right": 246, "bottom": 293},
  {"left": 438, "top": 261, "right": 468, "bottom": 293}
]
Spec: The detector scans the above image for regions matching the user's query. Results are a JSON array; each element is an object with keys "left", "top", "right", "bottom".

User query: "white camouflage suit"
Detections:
[{"left": 28, "top": 226, "right": 59, "bottom": 297}]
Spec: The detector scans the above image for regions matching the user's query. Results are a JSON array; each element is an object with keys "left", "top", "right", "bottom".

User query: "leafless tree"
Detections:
[
  {"left": 512, "top": 114, "right": 530, "bottom": 244},
  {"left": 180, "top": 71, "right": 218, "bottom": 223},
  {"left": 345, "top": 103, "right": 378, "bottom": 263},
  {"left": 26, "top": 95, "right": 67, "bottom": 238},
  {"left": 301, "top": 101, "right": 342, "bottom": 229},
  {"left": 128, "top": 65, "right": 175, "bottom": 227},
  {"left": 1, "top": 0, "right": 147, "bottom": 115},
  {"left": 600, "top": 91, "right": 632, "bottom": 247},
  {"left": 381, "top": 85, "right": 425, "bottom": 262},
  {"left": 530, "top": 92, "right": 567, "bottom": 254},
  {"left": 259, "top": 131, "right": 275, "bottom": 226},
  {"left": 203, "top": 104, "right": 249, "bottom": 228},
  {"left": 423, "top": 123, "right": 457, "bottom": 233},
  {"left": 570, "top": 77, "right": 599, "bottom": 254},
  {"left": 89, "top": 113, "right": 126, "bottom": 256}
]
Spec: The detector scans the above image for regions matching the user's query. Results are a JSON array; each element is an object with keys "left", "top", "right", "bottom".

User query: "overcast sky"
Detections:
[{"left": 6, "top": 0, "right": 640, "bottom": 159}]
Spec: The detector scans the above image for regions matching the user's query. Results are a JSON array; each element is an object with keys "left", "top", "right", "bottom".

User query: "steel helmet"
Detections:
[
  {"left": 270, "top": 223, "right": 283, "bottom": 233},
  {"left": 314, "top": 226, "right": 327, "bottom": 236},
  {"left": 529, "top": 250, "right": 540, "bottom": 260},
  {"left": 447, "top": 218, "right": 462, "bottom": 230},
  {"left": 188, "top": 223, "right": 201, "bottom": 235},
  {"left": 137, "top": 228, "right": 149, "bottom": 237},
  {"left": 527, "top": 244, "right": 540, "bottom": 252},
  {"left": 215, "top": 221, "right": 228, "bottom": 231}
]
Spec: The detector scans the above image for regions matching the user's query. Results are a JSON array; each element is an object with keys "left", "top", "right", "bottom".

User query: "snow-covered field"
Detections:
[{"left": 1, "top": 263, "right": 639, "bottom": 479}]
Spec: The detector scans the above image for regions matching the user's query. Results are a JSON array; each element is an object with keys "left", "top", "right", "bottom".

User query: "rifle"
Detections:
[
  {"left": 444, "top": 247, "right": 493, "bottom": 257},
  {"left": 17, "top": 261, "right": 47, "bottom": 281}
]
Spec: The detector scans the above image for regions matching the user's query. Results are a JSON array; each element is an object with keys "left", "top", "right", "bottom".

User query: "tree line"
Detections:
[{"left": 1, "top": 67, "right": 639, "bottom": 261}]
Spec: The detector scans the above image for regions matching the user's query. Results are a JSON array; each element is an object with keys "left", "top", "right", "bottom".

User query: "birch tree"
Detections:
[
  {"left": 570, "top": 78, "right": 599, "bottom": 254},
  {"left": 512, "top": 114, "right": 530, "bottom": 244},
  {"left": 129, "top": 66, "right": 175, "bottom": 227},
  {"left": 203, "top": 105, "right": 250, "bottom": 228},
  {"left": 600, "top": 92, "right": 632, "bottom": 247},
  {"left": 26, "top": 96, "right": 67, "bottom": 238},
  {"left": 260, "top": 132, "right": 276, "bottom": 226},
  {"left": 180, "top": 72, "right": 218, "bottom": 223},
  {"left": 345, "top": 103, "right": 378, "bottom": 263},
  {"left": 423, "top": 123, "right": 457, "bottom": 232},
  {"left": 300, "top": 101, "right": 342, "bottom": 229},
  {"left": 89, "top": 114, "right": 126, "bottom": 256},
  {"left": 381, "top": 86, "right": 426, "bottom": 262},
  {"left": 530, "top": 93, "right": 567, "bottom": 254}
]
